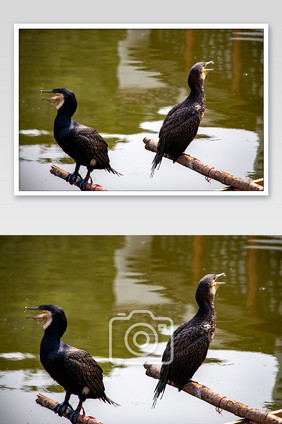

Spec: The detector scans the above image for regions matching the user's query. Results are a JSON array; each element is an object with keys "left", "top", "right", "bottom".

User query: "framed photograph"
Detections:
[
  {"left": 15, "top": 24, "right": 268, "bottom": 196},
  {"left": 1, "top": 235, "right": 280, "bottom": 423}
]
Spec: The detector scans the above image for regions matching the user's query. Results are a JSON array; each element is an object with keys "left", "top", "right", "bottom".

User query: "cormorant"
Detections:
[
  {"left": 152, "top": 273, "right": 225, "bottom": 407},
  {"left": 151, "top": 61, "right": 214, "bottom": 176},
  {"left": 40, "top": 88, "right": 121, "bottom": 190},
  {"left": 25, "top": 304, "right": 118, "bottom": 423}
]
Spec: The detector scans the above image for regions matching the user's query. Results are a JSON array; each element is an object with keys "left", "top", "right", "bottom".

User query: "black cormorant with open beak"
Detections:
[
  {"left": 152, "top": 273, "right": 225, "bottom": 407},
  {"left": 151, "top": 61, "right": 214, "bottom": 176},
  {"left": 41, "top": 88, "right": 121, "bottom": 190},
  {"left": 25, "top": 304, "right": 118, "bottom": 423}
]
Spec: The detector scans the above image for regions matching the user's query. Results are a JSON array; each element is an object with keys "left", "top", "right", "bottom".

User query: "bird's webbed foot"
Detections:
[
  {"left": 66, "top": 407, "right": 81, "bottom": 424},
  {"left": 66, "top": 172, "right": 82, "bottom": 185},
  {"left": 76, "top": 178, "right": 88, "bottom": 191},
  {"left": 53, "top": 401, "right": 73, "bottom": 416},
  {"left": 76, "top": 175, "right": 93, "bottom": 191}
]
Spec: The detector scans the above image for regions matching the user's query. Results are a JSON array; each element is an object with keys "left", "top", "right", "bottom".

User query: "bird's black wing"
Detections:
[
  {"left": 161, "top": 324, "right": 211, "bottom": 389},
  {"left": 73, "top": 126, "right": 110, "bottom": 167},
  {"left": 159, "top": 105, "right": 201, "bottom": 160},
  {"left": 63, "top": 346, "right": 105, "bottom": 395}
]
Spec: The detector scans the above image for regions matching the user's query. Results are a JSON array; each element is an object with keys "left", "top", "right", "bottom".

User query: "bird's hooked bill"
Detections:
[
  {"left": 24, "top": 306, "right": 40, "bottom": 310},
  {"left": 24, "top": 306, "right": 45, "bottom": 320},
  {"left": 40, "top": 90, "right": 58, "bottom": 102},
  {"left": 214, "top": 273, "right": 226, "bottom": 290},
  {"left": 204, "top": 61, "right": 214, "bottom": 72}
]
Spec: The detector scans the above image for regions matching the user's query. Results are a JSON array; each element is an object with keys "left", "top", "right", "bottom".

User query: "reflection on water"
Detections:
[
  {"left": 0, "top": 235, "right": 281, "bottom": 423},
  {"left": 113, "top": 235, "right": 168, "bottom": 306},
  {"left": 18, "top": 27, "right": 265, "bottom": 191},
  {"left": 0, "top": 349, "right": 278, "bottom": 424}
]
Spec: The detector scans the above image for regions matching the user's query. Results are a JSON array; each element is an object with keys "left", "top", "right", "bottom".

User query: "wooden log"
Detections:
[
  {"left": 50, "top": 165, "right": 107, "bottom": 191},
  {"left": 219, "top": 178, "right": 264, "bottom": 192},
  {"left": 36, "top": 393, "right": 103, "bottom": 424},
  {"left": 144, "top": 363, "right": 282, "bottom": 424},
  {"left": 225, "top": 409, "right": 282, "bottom": 424},
  {"left": 143, "top": 137, "right": 263, "bottom": 192}
]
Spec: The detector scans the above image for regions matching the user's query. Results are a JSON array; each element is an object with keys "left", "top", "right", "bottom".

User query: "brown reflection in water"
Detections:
[
  {"left": 184, "top": 29, "right": 195, "bottom": 71},
  {"left": 246, "top": 236, "right": 258, "bottom": 315},
  {"left": 191, "top": 235, "right": 204, "bottom": 285},
  {"left": 231, "top": 31, "right": 242, "bottom": 95}
]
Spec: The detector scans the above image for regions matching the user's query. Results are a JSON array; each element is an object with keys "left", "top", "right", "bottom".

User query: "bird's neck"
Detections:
[
  {"left": 41, "top": 321, "right": 65, "bottom": 345},
  {"left": 198, "top": 301, "right": 215, "bottom": 315},
  {"left": 40, "top": 332, "right": 60, "bottom": 357},
  {"left": 54, "top": 113, "right": 72, "bottom": 134},
  {"left": 56, "top": 108, "right": 72, "bottom": 123},
  {"left": 56, "top": 101, "right": 76, "bottom": 120},
  {"left": 189, "top": 86, "right": 205, "bottom": 100}
]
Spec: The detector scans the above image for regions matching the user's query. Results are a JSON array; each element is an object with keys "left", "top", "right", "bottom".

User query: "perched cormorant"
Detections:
[
  {"left": 25, "top": 304, "right": 117, "bottom": 423},
  {"left": 152, "top": 273, "right": 225, "bottom": 407},
  {"left": 41, "top": 88, "right": 121, "bottom": 190},
  {"left": 151, "top": 61, "right": 214, "bottom": 176}
]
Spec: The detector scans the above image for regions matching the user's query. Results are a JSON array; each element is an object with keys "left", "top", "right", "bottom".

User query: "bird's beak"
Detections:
[
  {"left": 204, "top": 61, "right": 214, "bottom": 70},
  {"left": 40, "top": 90, "right": 61, "bottom": 105},
  {"left": 214, "top": 273, "right": 226, "bottom": 292},
  {"left": 203, "top": 61, "right": 214, "bottom": 77},
  {"left": 24, "top": 306, "right": 47, "bottom": 324}
]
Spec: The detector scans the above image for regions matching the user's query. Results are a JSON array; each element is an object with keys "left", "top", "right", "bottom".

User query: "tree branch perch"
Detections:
[
  {"left": 143, "top": 137, "right": 263, "bottom": 191},
  {"left": 36, "top": 393, "right": 103, "bottom": 424},
  {"left": 226, "top": 410, "right": 282, "bottom": 424},
  {"left": 50, "top": 165, "right": 107, "bottom": 191},
  {"left": 144, "top": 363, "right": 282, "bottom": 424}
]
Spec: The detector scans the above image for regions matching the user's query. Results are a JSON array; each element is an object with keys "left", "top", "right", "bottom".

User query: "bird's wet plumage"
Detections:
[
  {"left": 151, "top": 61, "right": 213, "bottom": 176},
  {"left": 25, "top": 304, "right": 117, "bottom": 423},
  {"left": 152, "top": 273, "right": 225, "bottom": 407},
  {"left": 41, "top": 88, "right": 121, "bottom": 190}
]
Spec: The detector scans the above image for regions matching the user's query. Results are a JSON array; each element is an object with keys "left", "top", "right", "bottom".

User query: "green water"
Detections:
[
  {"left": 0, "top": 235, "right": 281, "bottom": 423},
  {"left": 18, "top": 28, "right": 264, "bottom": 191}
]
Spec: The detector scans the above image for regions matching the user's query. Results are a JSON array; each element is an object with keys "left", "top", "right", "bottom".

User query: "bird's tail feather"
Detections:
[
  {"left": 107, "top": 166, "right": 122, "bottom": 176},
  {"left": 152, "top": 380, "right": 167, "bottom": 408},
  {"left": 150, "top": 153, "right": 163, "bottom": 177},
  {"left": 102, "top": 395, "right": 120, "bottom": 407}
]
